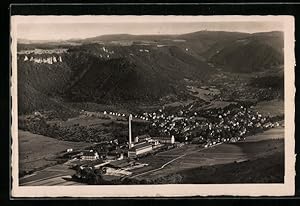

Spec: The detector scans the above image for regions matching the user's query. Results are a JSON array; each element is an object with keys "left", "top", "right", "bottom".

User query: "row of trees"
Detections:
[
  {"left": 18, "top": 114, "right": 152, "bottom": 143},
  {"left": 19, "top": 117, "right": 109, "bottom": 142}
]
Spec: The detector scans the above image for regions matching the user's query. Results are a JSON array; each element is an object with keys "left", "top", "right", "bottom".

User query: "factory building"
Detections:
[
  {"left": 127, "top": 114, "right": 153, "bottom": 158},
  {"left": 152, "top": 135, "right": 175, "bottom": 144},
  {"left": 128, "top": 141, "right": 153, "bottom": 158}
]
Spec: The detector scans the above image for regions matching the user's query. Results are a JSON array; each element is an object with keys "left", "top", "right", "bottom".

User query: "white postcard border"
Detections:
[{"left": 11, "top": 15, "right": 295, "bottom": 197}]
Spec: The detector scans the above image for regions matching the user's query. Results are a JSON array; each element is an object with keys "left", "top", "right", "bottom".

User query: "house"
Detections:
[
  {"left": 34, "top": 111, "right": 43, "bottom": 117},
  {"left": 148, "top": 139, "right": 160, "bottom": 146},
  {"left": 128, "top": 141, "right": 152, "bottom": 158},
  {"left": 80, "top": 150, "right": 99, "bottom": 161},
  {"left": 152, "top": 136, "right": 175, "bottom": 144},
  {"left": 66, "top": 148, "right": 73, "bottom": 153},
  {"left": 135, "top": 134, "right": 151, "bottom": 143}
]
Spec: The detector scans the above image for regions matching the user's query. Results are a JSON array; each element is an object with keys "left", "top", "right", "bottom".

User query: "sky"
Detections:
[{"left": 15, "top": 16, "right": 284, "bottom": 41}]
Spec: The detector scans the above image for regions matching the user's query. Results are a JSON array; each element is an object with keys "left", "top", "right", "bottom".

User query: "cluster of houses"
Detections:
[
  {"left": 98, "top": 46, "right": 115, "bottom": 59},
  {"left": 135, "top": 103, "right": 280, "bottom": 147},
  {"left": 80, "top": 110, "right": 125, "bottom": 118},
  {"left": 104, "top": 110, "right": 150, "bottom": 121},
  {"left": 67, "top": 148, "right": 123, "bottom": 163},
  {"left": 72, "top": 103, "right": 280, "bottom": 177},
  {"left": 22, "top": 55, "right": 63, "bottom": 64},
  {"left": 105, "top": 111, "right": 126, "bottom": 117},
  {"left": 81, "top": 110, "right": 128, "bottom": 119},
  {"left": 79, "top": 103, "right": 279, "bottom": 161}
]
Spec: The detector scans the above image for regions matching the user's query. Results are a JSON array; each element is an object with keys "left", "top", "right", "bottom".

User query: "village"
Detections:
[{"left": 55, "top": 100, "right": 283, "bottom": 184}]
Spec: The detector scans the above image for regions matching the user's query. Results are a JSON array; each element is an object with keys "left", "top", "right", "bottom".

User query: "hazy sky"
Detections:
[{"left": 16, "top": 16, "right": 284, "bottom": 41}]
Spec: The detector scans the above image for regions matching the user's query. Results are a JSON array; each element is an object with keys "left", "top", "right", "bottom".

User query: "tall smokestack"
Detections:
[{"left": 129, "top": 114, "right": 132, "bottom": 149}]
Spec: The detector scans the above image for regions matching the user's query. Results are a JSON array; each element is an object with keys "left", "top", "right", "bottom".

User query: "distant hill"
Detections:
[
  {"left": 206, "top": 31, "right": 284, "bottom": 72},
  {"left": 17, "top": 43, "right": 212, "bottom": 113},
  {"left": 63, "top": 44, "right": 212, "bottom": 103},
  {"left": 17, "top": 30, "right": 284, "bottom": 113},
  {"left": 80, "top": 33, "right": 176, "bottom": 43}
]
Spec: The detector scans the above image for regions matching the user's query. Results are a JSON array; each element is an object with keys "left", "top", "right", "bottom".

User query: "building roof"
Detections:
[
  {"left": 129, "top": 142, "right": 152, "bottom": 151},
  {"left": 82, "top": 151, "right": 97, "bottom": 156},
  {"left": 152, "top": 136, "right": 173, "bottom": 141},
  {"left": 138, "top": 134, "right": 151, "bottom": 140}
]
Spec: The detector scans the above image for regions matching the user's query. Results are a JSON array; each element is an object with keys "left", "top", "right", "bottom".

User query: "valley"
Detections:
[{"left": 17, "top": 30, "right": 285, "bottom": 185}]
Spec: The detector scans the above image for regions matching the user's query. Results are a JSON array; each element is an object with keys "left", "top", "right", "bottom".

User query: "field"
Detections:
[
  {"left": 58, "top": 113, "right": 147, "bottom": 127},
  {"left": 243, "top": 126, "right": 284, "bottom": 142},
  {"left": 130, "top": 127, "right": 284, "bottom": 182},
  {"left": 252, "top": 99, "right": 284, "bottom": 117},
  {"left": 19, "top": 164, "right": 84, "bottom": 186},
  {"left": 19, "top": 130, "right": 92, "bottom": 175},
  {"left": 187, "top": 86, "right": 220, "bottom": 102},
  {"left": 57, "top": 116, "right": 115, "bottom": 127},
  {"left": 179, "top": 149, "right": 284, "bottom": 183},
  {"left": 132, "top": 145, "right": 199, "bottom": 174},
  {"left": 133, "top": 144, "right": 247, "bottom": 180}
]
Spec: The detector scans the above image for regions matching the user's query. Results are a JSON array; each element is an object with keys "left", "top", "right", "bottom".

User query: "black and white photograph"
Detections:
[{"left": 10, "top": 15, "right": 295, "bottom": 197}]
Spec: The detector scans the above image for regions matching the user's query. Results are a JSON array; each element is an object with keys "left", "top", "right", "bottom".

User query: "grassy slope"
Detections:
[
  {"left": 179, "top": 149, "right": 283, "bottom": 183},
  {"left": 19, "top": 130, "right": 92, "bottom": 173},
  {"left": 177, "top": 137, "right": 284, "bottom": 183}
]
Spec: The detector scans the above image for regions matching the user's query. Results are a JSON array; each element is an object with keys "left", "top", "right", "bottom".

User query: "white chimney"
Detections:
[{"left": 129, "top": 114, "right": 133, "bottom": 148}]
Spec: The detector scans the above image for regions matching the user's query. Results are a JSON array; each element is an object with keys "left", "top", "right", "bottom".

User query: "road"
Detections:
[{"left": 130, "top": 153, "right": 187, "bottom": 178}]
